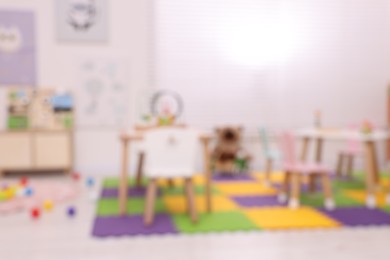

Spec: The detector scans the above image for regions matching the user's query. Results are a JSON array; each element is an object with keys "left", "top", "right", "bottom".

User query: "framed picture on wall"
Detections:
[
  {"left": 55, "top": 0, "right": 108, "bottom": 42},
  {"left": 0, "top": 10, "right": 36, "bottom": 85}
]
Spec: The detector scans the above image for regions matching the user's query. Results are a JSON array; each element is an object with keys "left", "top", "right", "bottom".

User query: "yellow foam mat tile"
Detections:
[
  {"left": 215, "top": 182, "right": 277, "bottom": 196},
  {"left": 343, "top": 190, "right": 389, "bottom": 206},
  {"left": 157, "top": 174, "right": 205, "bottom": 187},
  {"left": 244, "top": 207, "right": 341, "bottom": 229},
  {"left": 252, "top": 172, "right": 286, "bottom": 183},
  {"left": 163, "top": 195, "right": 238, "bottom": 214},
  {"left": 380, "top": 179, "right": 390, "bottom": 189}
]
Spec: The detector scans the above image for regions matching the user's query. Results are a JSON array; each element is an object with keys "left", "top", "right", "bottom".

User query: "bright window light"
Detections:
[{"left": 218, "top": 12, "right": 303, "bottom": 67}]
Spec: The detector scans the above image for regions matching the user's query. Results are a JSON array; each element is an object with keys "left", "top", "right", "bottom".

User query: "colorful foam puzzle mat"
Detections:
[{"left": 92, "top": 172, "right": 390, "bottom": 237}]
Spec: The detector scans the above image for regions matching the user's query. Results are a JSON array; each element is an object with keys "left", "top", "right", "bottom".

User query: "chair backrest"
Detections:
[
  {"left": 143, "top": 127, "right": 200, "bottom": 178},
  {"left": 259, "top": 127, "right": 270, "bottom": 155},
  {"left": 279, "top": 131, "right": 296, "bottom": 165},
  {"left": 345, "top": 123, "right": 363, "bottom": 152}
]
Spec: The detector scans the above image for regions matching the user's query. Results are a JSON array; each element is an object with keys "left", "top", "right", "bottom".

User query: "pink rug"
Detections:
[{"left": 0, "top": 180, "right": 79, "bottom": 214}]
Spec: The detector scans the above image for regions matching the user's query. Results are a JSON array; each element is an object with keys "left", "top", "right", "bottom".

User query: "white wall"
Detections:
[
  {"left": 154, "top": 0, "right": 390, "bottom": 171},
  {"left": 1, "top": 0, "right": 389, "bottom": 175},
  {"left": 0, "top": 0, "right": 153, "bottom": 175}
]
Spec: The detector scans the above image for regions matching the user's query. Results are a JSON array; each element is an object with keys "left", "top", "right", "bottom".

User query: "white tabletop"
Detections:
[{"left": 296, "top": 127, "right": 390, "bottom": 141}]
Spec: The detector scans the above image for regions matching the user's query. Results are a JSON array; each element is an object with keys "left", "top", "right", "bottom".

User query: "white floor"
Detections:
[{"left": 1, "top": 175, "right": 390, "bottom": 260}]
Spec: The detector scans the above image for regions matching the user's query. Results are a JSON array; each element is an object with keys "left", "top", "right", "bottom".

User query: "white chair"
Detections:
[{"left": 143, "top": 127, "right": 200, "bottom": 225}]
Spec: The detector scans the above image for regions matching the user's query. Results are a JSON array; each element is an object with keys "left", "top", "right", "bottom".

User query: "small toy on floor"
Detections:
[
  {"left": 43, "top": 199, "right": 54, "bottom": 211},
  {"left": 20, "top": 177, "right": 28, "bottom": 186},
  {"left": 72, "top": 172, "right": 81, "bottom": 181},
  {"left": 0, "top": 182, "right": 31, "bottom": 201},
  {"left": 212, "top": 126, "right": 251, "bottom": 176},
  {"left": 67, "top": 206, "right": 76, "bottom": 217},
  {"left": 86, "top": 177, "right": 95, "bottom": 188},
  {"left": 30, "top": 207, "right": 40, "bottom": 219}
]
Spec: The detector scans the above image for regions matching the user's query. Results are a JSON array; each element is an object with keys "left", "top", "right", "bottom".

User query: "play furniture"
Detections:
[
  {"left": 0, "top": 88, "right": 74, "bottom": 176},
  {"left": 142, "top": 128, "right": 200, "bottom": 225},
  {"left": 0, "top": 130, "right": 73, "bottom": 176},
  {"left": 296, "top": 127, "right": 390, "bottom": 208},
  {"left": 335, "top": 126, "right": 362, "bottom": 179},
  {"left": 259, "top": 127, "right": 280, "bottom": 185},
  {"left": 279, "top": 132, "right": 335, "bottom": 210},
  {"left": 119, "top": 126, "right": 212, "bottom": 216},
  {"left": 133, "top": 124, "right": 187, "bottom": 187}
]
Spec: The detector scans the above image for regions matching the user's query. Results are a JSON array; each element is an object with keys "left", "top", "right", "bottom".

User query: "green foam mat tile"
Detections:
[
  {"left": 332, "top": 179, "right": 366, "bottom": 190},
  {"left": 300, "top": 192, "right": 363, "bottom": 208},
  {"left": 172, "top": 211, "right": 259, "bottom": 233},
  {"left": 97, "top": 198, "right": 166, "bottom": 216},
  {"left": 161, "top": 185, "right": 220, "bottom": 196},
  {"left": 102, "top": 177, "right": 148, "bottom": 188}
]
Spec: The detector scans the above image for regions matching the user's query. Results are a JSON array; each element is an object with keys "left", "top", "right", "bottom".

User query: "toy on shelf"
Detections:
[
  {"left": 151, "top": 90, "right": 183, "bottom": 126},
  {"left": 212, "top": 126, "right": 251, "bottom": 175},
  {"left": 314, "top": 109, "right": 322, "bottom": 128},
  {"left": 361, "top": 120, "right": 373, "bottom": 134},
  {"left": 139, "top": 89, "right": 184, "bottom": 127},
  {"left": 7, "top": 88, "right": 74, "bottom": 130}
]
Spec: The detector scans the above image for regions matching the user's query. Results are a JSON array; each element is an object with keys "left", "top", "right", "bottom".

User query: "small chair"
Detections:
[
  {"left": 259, "top": 127, "right": 280, "bottom": 185},
  {"left": 336, "top": 125, "right": 363, "bottom": 179},
  {"left": 279, "top": 131, "right": 335, "bottom": 210},
  {"left": 143, "top": 127, "right": 200, "bottom": 225}
]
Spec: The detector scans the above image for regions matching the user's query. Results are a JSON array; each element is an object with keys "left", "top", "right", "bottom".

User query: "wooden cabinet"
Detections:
[
  {"left": 0, "top": 130, "right": 73, "bottom": 175},
  {"left": 0, "top": 132, "right": 32, "bottom": 169}
]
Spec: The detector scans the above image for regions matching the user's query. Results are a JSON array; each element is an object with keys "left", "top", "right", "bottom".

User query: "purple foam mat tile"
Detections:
[
  {"left": 231, "top": 195, "right": 285, "bottom": 207},
  {"left": 319, "top": 207, "right": 390, "bottom": 226},
  {"left": 271, "top": 182, "right": 323, "bottom": 192},
  {"left": 92, "top": 214, "right": 178, "bottom": 237},
  {"left": 100, "top": 187, "right": 162, "bottom": 198},
  {"left": 212, "top": 173, "right": 254, "bottom": 182}
]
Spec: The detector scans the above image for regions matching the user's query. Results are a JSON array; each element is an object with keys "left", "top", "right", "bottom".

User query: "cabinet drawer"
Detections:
[
  {"left": 0, "top": 133, "right": 32, "bottom": 169},
  {"left": 35, "top": 132, "right": 71, "bottom": 168}
]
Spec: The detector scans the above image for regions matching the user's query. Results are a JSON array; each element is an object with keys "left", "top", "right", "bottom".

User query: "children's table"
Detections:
[
  {"left": 118, "top": 129, "right": 213, "bottom": 216},
  {"left": 296, "top": 127, "right": 390, "bottom": 208}
]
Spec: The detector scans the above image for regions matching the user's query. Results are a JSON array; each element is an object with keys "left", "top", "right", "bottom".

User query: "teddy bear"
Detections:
[{"left": 212, "top": 126, "right": 251, "bottom": 174}]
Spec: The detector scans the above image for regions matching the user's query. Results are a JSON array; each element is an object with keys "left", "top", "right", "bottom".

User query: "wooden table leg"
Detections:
[
  {"left": 346, "top": 155, "right": 354, "bottom": 179},
  {"left": 184, "top": 178, "right": 198, "bottom": 223},
  {"left": 308, "top": 175, "right": 317, "bottom": 193},
  {"left": 278, "top": 171, "right": 290, "bottom": 203},
  {"left": 135, "top": 152, "right": 145, "bottom": 187},
  {"left": 321, "top": 172, "right": 335, "bottom": 210},
  {"left": 289, "top": 172, "right": 301, "bottom": 209},
  {"left": 315, "top": 138, "right": 323, "bottom": 163},
  {"left": 364, "top": 141, "right": 378, "bottom": 208},
  {"left": 264, "top": 158, "right": 273, "bottom": 185},
  {"left": 144, "top": 178, "right": 157, "bottom": 226},
  {"left": 300, "top": 137, "right": 310, "bottom": 162},
  {"left": 336, "top": 154, "right": 344, "bottom": 178},
  {"left": 119, "top": 139, "right": 130, "bottom": 216},
  {"left": 201, "top": 137, "right": 212, "bottom": 212}
]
